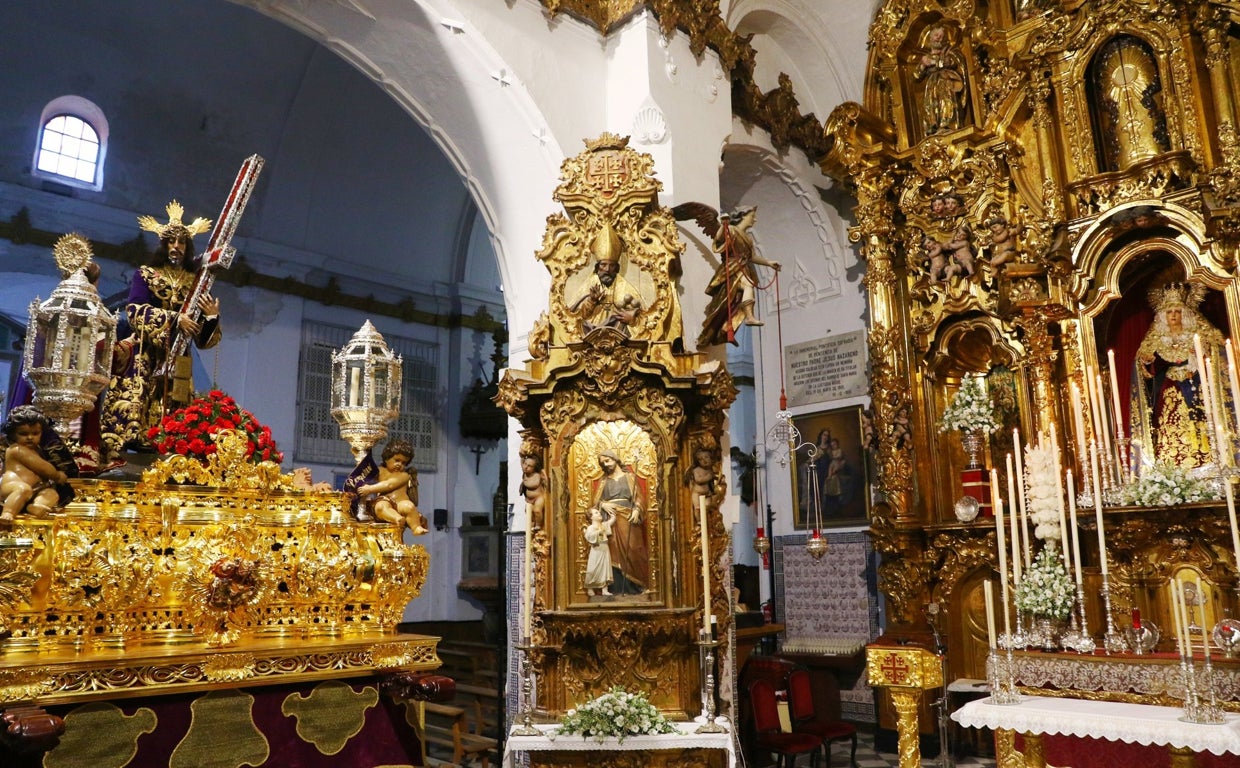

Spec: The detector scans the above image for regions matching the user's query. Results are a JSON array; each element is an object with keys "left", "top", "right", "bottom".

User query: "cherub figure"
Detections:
[
  {"left": 685, "top": 441, "right": 717, "bottom": 512},
  {"left": 945, "top": 223, "right": 976, "bottom": 278},
  {"left": 521, "top": 451, "right": 547, "bottom": 526},
  {"left": 1, "top": 406, "right": 71, "bottom": 524},
  {"left": 986, "top": 215, "right": 1017, "bottom": 268},
  {"left": 358, "top": 439, "right": 428, "bottom": 534},
  {"left": 924, "top": 235, "right": 950, "bottom": 283},
  {"left": 583, "top": 508, "right": 614, "bottom": 597}
]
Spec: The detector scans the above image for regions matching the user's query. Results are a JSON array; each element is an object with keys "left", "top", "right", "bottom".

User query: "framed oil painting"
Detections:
[{"left": 791, "top": 405, "right": 870, "bottom": 529}]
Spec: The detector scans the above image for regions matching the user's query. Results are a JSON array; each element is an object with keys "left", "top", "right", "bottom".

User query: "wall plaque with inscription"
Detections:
[{"left": 784, "top": 331, "right": 867, "bottom": 407}]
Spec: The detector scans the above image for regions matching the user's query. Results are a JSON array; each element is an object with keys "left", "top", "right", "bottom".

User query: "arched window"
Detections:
[{"left": 33, "top": 96, "right": 108, "bottom": 189}]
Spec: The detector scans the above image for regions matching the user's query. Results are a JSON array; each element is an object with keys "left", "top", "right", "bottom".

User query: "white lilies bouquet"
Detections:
[
  {"left": 556, "top": 687, "right": 678, "bottom": 742},
  {"left": 939, "top": 375, "right": 999, "bottom": 434},
  {"left": 1015, "top": 546, "right": 1074, "bottom": 620},
  {"left": 1120, "top": 462, "right": 1219, "bottom": 506}
]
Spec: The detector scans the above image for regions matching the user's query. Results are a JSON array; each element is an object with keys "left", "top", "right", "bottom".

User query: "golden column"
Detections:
[{"left": 866, "top": 645, "right": 944, "bottom": 768}]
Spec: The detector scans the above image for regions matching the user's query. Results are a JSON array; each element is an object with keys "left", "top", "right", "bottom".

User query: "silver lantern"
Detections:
[
  {"left": 331, "top": 320, "right": 403, "bottom": 460},
  {"left": 24, "top": 268, "right": 117, "bottom": 432}
]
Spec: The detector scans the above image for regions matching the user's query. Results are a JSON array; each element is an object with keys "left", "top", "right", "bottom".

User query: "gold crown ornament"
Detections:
[
  {"left": 137, "top": 200, "right": 212, "bottom": 242},
  {"left": 1148, "top": 281, "right": 1206, "bottom": 313},
  {"left": 52, "top": 232, "right": 94, "bottom": 277}
]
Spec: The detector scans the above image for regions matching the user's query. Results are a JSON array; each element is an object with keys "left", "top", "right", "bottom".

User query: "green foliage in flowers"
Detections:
[
  {"left": 938, "top": 375, "right": 1000, "bottom": 434},
  {"left": 1014, "top": 546, "right": 1074, "bottom": 620},
  {"left": 556, "top": 687, "right": 678, "bottom": 742},
  {"left": 147, "top": 389, "right": 283, "bottom": 464},
  {"left": 1119, "top": 463, "right": 1219, "bottom": 506}
]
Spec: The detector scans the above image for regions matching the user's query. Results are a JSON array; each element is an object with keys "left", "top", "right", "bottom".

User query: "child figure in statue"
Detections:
[
  {"left": 1, "top": 406, "right": 70, "bottom": 524},
  {"left": 358, "top": 439, "right": 428, "bottom": 534},
  {"left": 521, "top": 452, "right": 546, "bottom": 527},
  {"left": 685, "top": 443, "right": 716, "bottom": 512},
  {"left": 584, "top": 508, "right": 614, "bottom": 596}
]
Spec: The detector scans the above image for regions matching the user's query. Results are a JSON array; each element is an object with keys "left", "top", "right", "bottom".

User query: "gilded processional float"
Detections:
[
  {"left": 0, "top": 157, "right": 443, "bottom": 765},
  {"left": 820, "top": 1, "right": 1240, "bottom": 766}
]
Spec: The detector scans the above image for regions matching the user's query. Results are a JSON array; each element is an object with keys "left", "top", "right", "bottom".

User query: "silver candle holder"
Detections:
[
  {"left": 511, "top": 640, "right": 542, "bottom": 736},
  {"left": 1099, "top": 579, "right": 1127, "bottom": 654},
  {"left": 986, "top": 648, "right": 1021, "bottom": 705},
  {"left": 696, "top": 632, "right": 727, "bottom": 733}
]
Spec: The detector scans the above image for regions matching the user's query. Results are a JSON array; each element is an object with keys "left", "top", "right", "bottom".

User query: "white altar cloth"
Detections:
[
  {"left": 503, "top": 719, "right": 736, "bottom": 768},
  {"left": 952, "top": 695, "right": 1240, "bottom": 755}
]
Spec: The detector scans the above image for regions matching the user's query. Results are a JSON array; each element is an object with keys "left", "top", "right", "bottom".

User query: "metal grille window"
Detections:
[{"left": 295, "top": 321, "right": 438, "bottom": 470}]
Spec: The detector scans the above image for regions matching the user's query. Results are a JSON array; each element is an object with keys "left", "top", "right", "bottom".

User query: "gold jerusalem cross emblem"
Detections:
[{"left": 585, "top": 153, "right": 630, "bottom": 195}]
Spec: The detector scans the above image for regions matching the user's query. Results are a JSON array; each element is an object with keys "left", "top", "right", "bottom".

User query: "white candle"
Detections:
[
  {"left": 700, "top": 495, "right": 711, "bottom": 636},
  {"left": 1092, "top": 440, "right": 1108, "bottom": 577},
  {"left": 984, "top": 579, "right": 997, "bottom": 650},
  {"left": 991, "top": 471, "right": 1012, "bottom": 639},
  {"left": 1067, "top": 471, "right": 1083, "bottom": 587},
  {"left": 1195, "top": 335, "right": 1217, "bottom": 451},
  {"left": 1226, "top": 339, "right": 1240, "bottom": 436},
  {"left": 1226, "top": 479, "right": 1240, "bottom": 576},
  {"left": 1051, "top": 424, "right": 1070, "bottom": 560},
  {"left": 1013, "top": 429, "right": 1031, "bottom": 570},
  {"left": 1195, "top": 576, "right": 1212, "bottom": 662},
  {"left": 1107, "top": 350, "right": 1126, "bottom": 479},
  {"left": 1169, "top": 581, "right": 1183, "bottom": 658},
  {"left": 523, "top": 505, "right": 533, "bottom": 639},
  {"left": 1071, "top": 382, "right": 1088, "bottom": 473},
  {"left": 1173, "top": 579, "right": 1190, "bottom": 659},
  {"left": 1006, "top": 454, "right": 1022, "bottom": 585},
  {"left": 348, "top": 366, "right": 361, "bottom": 407},
  {"left": 1093, "top": 373, "right": 1115, "bottom": 486},
  {"left": 1205, "top": 356, "right": 1221, "bottom": 453}
]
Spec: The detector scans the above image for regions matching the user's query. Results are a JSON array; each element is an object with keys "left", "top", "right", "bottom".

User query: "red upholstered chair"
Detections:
[
  {"left": 749, "top": 678, "right": 822, "bottom": 768},
  {"left": 787, "top": 668, "right": 857, "bottom": 768}
]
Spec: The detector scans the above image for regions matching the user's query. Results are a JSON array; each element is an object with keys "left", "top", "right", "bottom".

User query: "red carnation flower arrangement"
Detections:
[{"left": 147, "top": 389, "right": 283, "bottom": 464}]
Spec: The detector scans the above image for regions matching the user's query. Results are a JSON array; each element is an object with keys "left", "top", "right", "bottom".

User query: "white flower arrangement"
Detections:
[
  {"left": 1014, "top": 546, "right": 1075, "bottom": 620},
  {"left": 938, "top": 375, "right": 1000, "bottom": 434},
  {"left": 556, "top": 687, "right": 679, "bottom": 742},
  {"left": 1119, "top": 463, "right": 1220, "bottom": 507},
  {"left": 1023, "top": 442, "right": 1061, "bottom": 543}
]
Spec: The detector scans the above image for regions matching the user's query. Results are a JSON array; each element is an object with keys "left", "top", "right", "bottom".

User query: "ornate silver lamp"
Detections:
[
  {"left": 23, "top": 235, "right": 117, "bottom": 433},
  {"left": 331, "top": 321, "right": 403, "bottom": 460}
]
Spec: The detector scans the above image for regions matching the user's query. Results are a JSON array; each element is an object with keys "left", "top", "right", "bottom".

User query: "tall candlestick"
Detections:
[
  {"left": 1205, "top": 356, "right": 1221, "bottom": 455},
  {"left": 700, "top": 495, "right": 712, "bottom": 636},
  {"left": 1006, "top": 454, "right": 1023, "bottom": 585},
  {"left": 523, "top": 505, "right": 533, "bottom": 639},
  {"left": 991, "top": 471, "right": 1012, "bottom": 639},
  {"left": 1067, "top": 471, "right": 1084, "bottom": 586},
  {"left": 984, "top": 579, "right": 997, "bottom": 650},
  {"left": 1107, "top": 349, "right": 1126, "bottom": 479}
]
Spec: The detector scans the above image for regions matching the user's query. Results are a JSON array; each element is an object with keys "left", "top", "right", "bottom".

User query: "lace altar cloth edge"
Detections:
[{"left": 952, "top": 695, "right": 1240, "bottom": 755}]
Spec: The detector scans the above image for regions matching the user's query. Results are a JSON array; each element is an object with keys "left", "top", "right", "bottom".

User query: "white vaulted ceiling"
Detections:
[{"left": 0, "top": 0, "right": 498, "bottom": 303}]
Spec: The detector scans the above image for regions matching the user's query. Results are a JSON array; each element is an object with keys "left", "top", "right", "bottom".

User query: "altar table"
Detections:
[
  {"left": 953, "top": 695, "right": 1240, "bottom": 767},
  {"left": 503, "top": 719, "right": 737, "bottom": 768}
]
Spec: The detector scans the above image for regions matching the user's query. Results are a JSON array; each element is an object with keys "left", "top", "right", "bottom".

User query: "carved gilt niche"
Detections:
[{"left": 498, "top": 135, "right": 736, "bottom": 718}]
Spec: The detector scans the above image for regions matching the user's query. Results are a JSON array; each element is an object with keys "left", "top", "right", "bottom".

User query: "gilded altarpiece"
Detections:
[
  {"left": 498, "top": 135, "right": 737, "bottom": 722},
  {"left": 819, "top": 0, "right": 1240, "bottom": 737}
]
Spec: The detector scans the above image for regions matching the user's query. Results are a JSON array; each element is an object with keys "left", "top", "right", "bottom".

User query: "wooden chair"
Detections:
[
  {"left": 749, "top": 678, "right": 822, "bottom": 768},
  {"left": 786, "top": 668, "right": 857, "bottom": 768}
]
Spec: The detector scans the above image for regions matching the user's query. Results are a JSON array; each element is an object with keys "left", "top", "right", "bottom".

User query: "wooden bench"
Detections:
[{"left": 422, "top": 701, "right": 498, "bottom": 767}]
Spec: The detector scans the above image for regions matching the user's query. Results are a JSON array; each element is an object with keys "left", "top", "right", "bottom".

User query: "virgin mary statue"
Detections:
[{"left": 1133, "top": 282, "right": 1225, "bottom": 470}]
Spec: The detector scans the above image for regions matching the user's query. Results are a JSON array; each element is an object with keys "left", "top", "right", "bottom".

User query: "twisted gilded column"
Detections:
[{"left": 1015, "top": 310, "right": 1061, "bottom": 438}]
